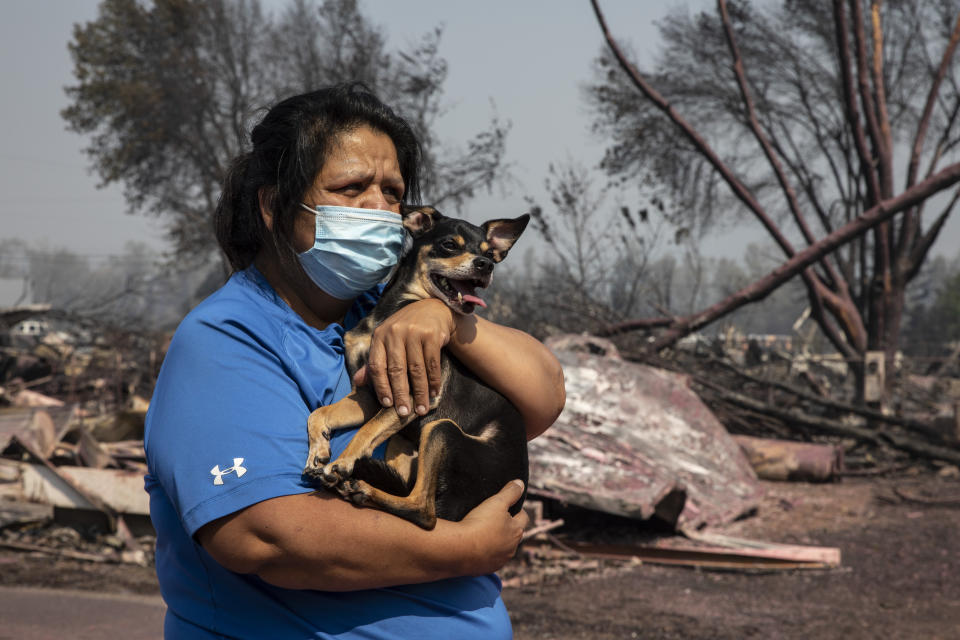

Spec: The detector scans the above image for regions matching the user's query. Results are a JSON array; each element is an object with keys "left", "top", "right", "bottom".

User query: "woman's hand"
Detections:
[
  {"left": 354, "top": 298, "right": 565, "bottom": 439},
  {"left": 456, "top": 480, "right": 529, "bottom": 575},
  {"left": 353, "top": 298, "right": 454, "bottom": 417}
]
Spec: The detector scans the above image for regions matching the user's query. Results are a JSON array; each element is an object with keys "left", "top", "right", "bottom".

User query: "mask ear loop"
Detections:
[{"left": 379, "top": 229, "right": 411, "bottom": 286}]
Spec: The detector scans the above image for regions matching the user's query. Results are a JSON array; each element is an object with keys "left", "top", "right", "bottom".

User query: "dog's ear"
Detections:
[
  {"left": 481, "top": 213, "right": 529, "bottom": 263},
  {"left": 401, "top": 205, "right": 444, "bottom": 237}
]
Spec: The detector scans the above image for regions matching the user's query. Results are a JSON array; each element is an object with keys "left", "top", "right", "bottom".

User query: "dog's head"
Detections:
[{"left": 396, "top": 205, "right": 529, "bottom": 315}]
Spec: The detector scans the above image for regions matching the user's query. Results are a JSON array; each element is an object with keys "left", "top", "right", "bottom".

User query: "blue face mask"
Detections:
[{"left": 296, "top": 204, "right": 407, "bottom": 301}]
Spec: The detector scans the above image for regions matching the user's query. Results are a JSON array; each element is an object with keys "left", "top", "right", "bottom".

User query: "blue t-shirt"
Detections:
[{"left": 144, "top": 266, "right": 510, "bottom": 639}]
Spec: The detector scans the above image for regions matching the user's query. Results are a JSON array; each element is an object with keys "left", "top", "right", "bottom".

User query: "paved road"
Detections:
[{"left": 0, "top": 586, "right": 165, "bottom": 639}]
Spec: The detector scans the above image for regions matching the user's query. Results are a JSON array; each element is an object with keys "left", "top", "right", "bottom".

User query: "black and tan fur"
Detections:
[{"left": 303, "top": 206, "right": 530, "bottom": 529}]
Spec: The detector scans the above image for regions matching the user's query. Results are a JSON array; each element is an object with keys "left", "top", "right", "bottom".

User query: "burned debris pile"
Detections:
[
  {"left": 1, "top": 307, "right": 165, "bottom": 566},
  {"left": 645, "top": 333, "right": 960, "bottom": 475},
  {"left": 1, "top": 303, "right": 958, "bottom": 584}
]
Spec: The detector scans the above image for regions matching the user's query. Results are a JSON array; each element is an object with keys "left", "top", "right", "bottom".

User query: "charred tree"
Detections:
[{"left": 589, "top": 0, "right": 960, "bottom": 405}]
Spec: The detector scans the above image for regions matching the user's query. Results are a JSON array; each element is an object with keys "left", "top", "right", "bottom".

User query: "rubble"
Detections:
[
  {"left": 562, "top": 532, "right": 840, "bottom": 570},
  {"left": 534, "top": 334, "right": 763, "bottom": 530},
  {"left": 3, "top": 318, "right": 954, "bottom": 584},
  {"left": 0, "top": 312, "right": 162, "bottom": 566},
  {"left": 733, "top": 434, "right": 844, "bottom": 482}
]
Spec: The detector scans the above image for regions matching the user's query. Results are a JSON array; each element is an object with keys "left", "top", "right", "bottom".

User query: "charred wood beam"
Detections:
[
  {"left": 704, "top": 357, "right": 948, "bottom": 442},
  {"left": 12, "top": 435, "right": 117, "bottom": 531},
  {"left": 697, "top": 378, "right": 960, "bottom": 465}
]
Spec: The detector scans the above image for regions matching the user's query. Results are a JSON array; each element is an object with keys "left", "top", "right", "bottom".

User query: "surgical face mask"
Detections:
[{"left": 296, "top": 204, "right": 407, "bottom": 300}]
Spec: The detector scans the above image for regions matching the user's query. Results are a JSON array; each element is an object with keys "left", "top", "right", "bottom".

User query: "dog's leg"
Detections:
[
  {"left": 320, "top": 407, "right": 415, "bottom": 485},
  {"left": 338, "top": 418, "right": 467, "bottom": 529},
  {"left": 384, "top": 434, "right": 417, "bottom": 484},
  {"left": 305, "top": 389, "right": 379, "bottom": 477}
]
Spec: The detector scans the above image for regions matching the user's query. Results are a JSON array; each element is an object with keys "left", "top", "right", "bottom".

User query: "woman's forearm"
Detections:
[
  {"left": 197, "top": 483, "right": 526, "bottom": 591},
  {"left": 448, "top": 314, "right": 565, "bottom": 440}
]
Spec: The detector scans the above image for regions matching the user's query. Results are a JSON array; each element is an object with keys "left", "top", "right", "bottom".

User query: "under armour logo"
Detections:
[{"left": 210, "top": 458, "right": 247, "bottom": 485}]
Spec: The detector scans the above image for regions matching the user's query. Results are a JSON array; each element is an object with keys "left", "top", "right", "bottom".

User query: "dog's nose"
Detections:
[{"left": 473, "top": 256, "right": 494, "bottom": 274}]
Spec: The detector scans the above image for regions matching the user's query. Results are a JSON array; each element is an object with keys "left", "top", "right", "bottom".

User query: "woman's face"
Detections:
[{"left": 292, "top": 124, "right": 405, "bottom": 253}]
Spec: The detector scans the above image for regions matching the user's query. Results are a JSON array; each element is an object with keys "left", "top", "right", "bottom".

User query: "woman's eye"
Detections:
[{"left": 337, "top": 183, "right": 363, "bottom": 194}]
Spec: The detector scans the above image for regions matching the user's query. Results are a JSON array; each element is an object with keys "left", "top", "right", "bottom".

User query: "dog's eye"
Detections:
[{"left": 439, "top": 239, "right": 460, "bottom": 252}]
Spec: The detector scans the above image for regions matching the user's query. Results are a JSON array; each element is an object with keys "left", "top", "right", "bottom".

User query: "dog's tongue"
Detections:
[{"left": 451, "top": 279, "right": 487, "bottom": 308}]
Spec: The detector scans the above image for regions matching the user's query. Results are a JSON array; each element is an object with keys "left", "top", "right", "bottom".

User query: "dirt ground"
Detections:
[{"left": 2, "top": 470, "right": 959, "bottom": 639}]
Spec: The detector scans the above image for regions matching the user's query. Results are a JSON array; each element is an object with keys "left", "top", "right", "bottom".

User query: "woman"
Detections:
[{"left": 144, "top": 84, "right": 565, "bottom": 638}]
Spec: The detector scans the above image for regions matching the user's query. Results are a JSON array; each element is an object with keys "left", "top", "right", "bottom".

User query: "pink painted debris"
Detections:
[{"left": 529, "top": 335, "right": 763, "bottom": 530}]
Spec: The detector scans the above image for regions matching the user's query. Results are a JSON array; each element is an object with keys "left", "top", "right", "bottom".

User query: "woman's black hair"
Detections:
[{"left": 214, "top": 83, "right": 422, "bottom": 272}]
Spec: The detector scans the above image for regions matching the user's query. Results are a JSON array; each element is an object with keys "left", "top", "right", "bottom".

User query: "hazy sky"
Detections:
[
  {"left": 2, "top": 0, "right": 957, "bottom": 265},
  {"left": 0, "top": 0, "right": 688, "bottom": 262}
]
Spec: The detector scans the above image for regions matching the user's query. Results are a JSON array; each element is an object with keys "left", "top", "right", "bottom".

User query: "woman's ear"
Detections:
[{"left": 258, "top": 186, "right": 276, "bottom": 231}]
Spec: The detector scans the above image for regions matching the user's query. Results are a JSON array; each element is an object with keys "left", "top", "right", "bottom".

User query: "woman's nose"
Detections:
[{"left": 358, "top": 186, "right": 389, "bottom": 211}]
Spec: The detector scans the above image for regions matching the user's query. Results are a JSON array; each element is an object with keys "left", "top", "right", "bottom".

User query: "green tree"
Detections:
[
  {"left": 63, "top": 0, "right": 509, "bottom": 267},
  {"left": 589, "top": 0, "right": 960, "bottom": 401}
]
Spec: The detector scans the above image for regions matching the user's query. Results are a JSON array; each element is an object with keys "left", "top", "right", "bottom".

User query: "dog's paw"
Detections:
[
  {"left": 321, "top": 460, "right": 354, "bottom": 487},
  {"left": 303, "top": 451, "right": 331, "bottom": 485},
  {"left": 319, "top": 468, "right": 344, "bottom": 489},
  {"left": 306, "top": 413, "right": 333, "bottom": 468},
  {"left": 338, "top": 479, "right": 371, "bottom": 506},
  {"left": 304, "top": 459, "right": 329, "bottom": 477},
  {"left": 305, "top": 440, "right": 331, "bottom": 470},
  {"left": 305, "top": 451, "right": 330, "bottom": 471}
]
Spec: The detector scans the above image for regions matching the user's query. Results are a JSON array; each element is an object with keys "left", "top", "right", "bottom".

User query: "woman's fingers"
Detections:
[
  {"left": 494, "top": 480, "right": 527, "bottom": 528},
  {"left": 406, "top": 336, "right": 430, "bottom": 415},
  {"left": 365, "top": 333, "right": 398, "bottom": 411},
  {"left": 423, "top": 331, "right": 445, "bottom": 401},
  {"left": 364, "top": 299, "right": 454, "bottom": 415},
  {"left": 383, "top": 331, "right": 411, "bottom": 416},
  {"left": 457, "top": 480, "right": 528, "bottom": 574}
]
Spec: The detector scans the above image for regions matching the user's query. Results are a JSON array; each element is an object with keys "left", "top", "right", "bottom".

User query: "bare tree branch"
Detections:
[
  {"left": 602, "top": 162, "right": 960, "bottom": 349},
  {"left": 906, "top": 13, "right": 960, "bottom": 190},
  {"left": 907, "top": 185, "right": 960, "bottom": 282},
  {"left": 717, "top": 0, "right": 847, "bottom": 296},
  {"left": 590, "top": 0, "right": 797, "bottom": 259},
  {"left": 834, "top": 0, "right": 882, "bottom": 204},
  {"left": 869, "top": 1, "right": 896, "bottom": 198},
  {"left": 593, "top": 0, "right": 863, "bottom": 355}
]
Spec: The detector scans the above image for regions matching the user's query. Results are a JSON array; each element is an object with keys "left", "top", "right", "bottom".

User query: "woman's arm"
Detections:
[
  {"left": 357, "top": 299, "right": 565, "bottom": 440},
  {"left": 197, "top": 480, "right": 527, "bottom": 591},
  {"left": 447, "top": 311, "right": 565, "bottom": 440}
]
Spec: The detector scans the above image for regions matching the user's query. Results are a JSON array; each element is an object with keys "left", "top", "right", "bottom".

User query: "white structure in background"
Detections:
[{"left": 11, "top": 318, "right": 49, "bottom": 338}]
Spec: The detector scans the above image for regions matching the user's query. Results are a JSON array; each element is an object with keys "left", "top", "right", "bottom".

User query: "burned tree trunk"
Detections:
[{"left": 589, "top": 0, "right": 960, "bottom": 408}]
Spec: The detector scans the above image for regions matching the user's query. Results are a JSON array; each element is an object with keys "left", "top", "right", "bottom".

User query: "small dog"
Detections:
[{"left": 303, "top": 206, "right": 530, "bottom": 529}]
